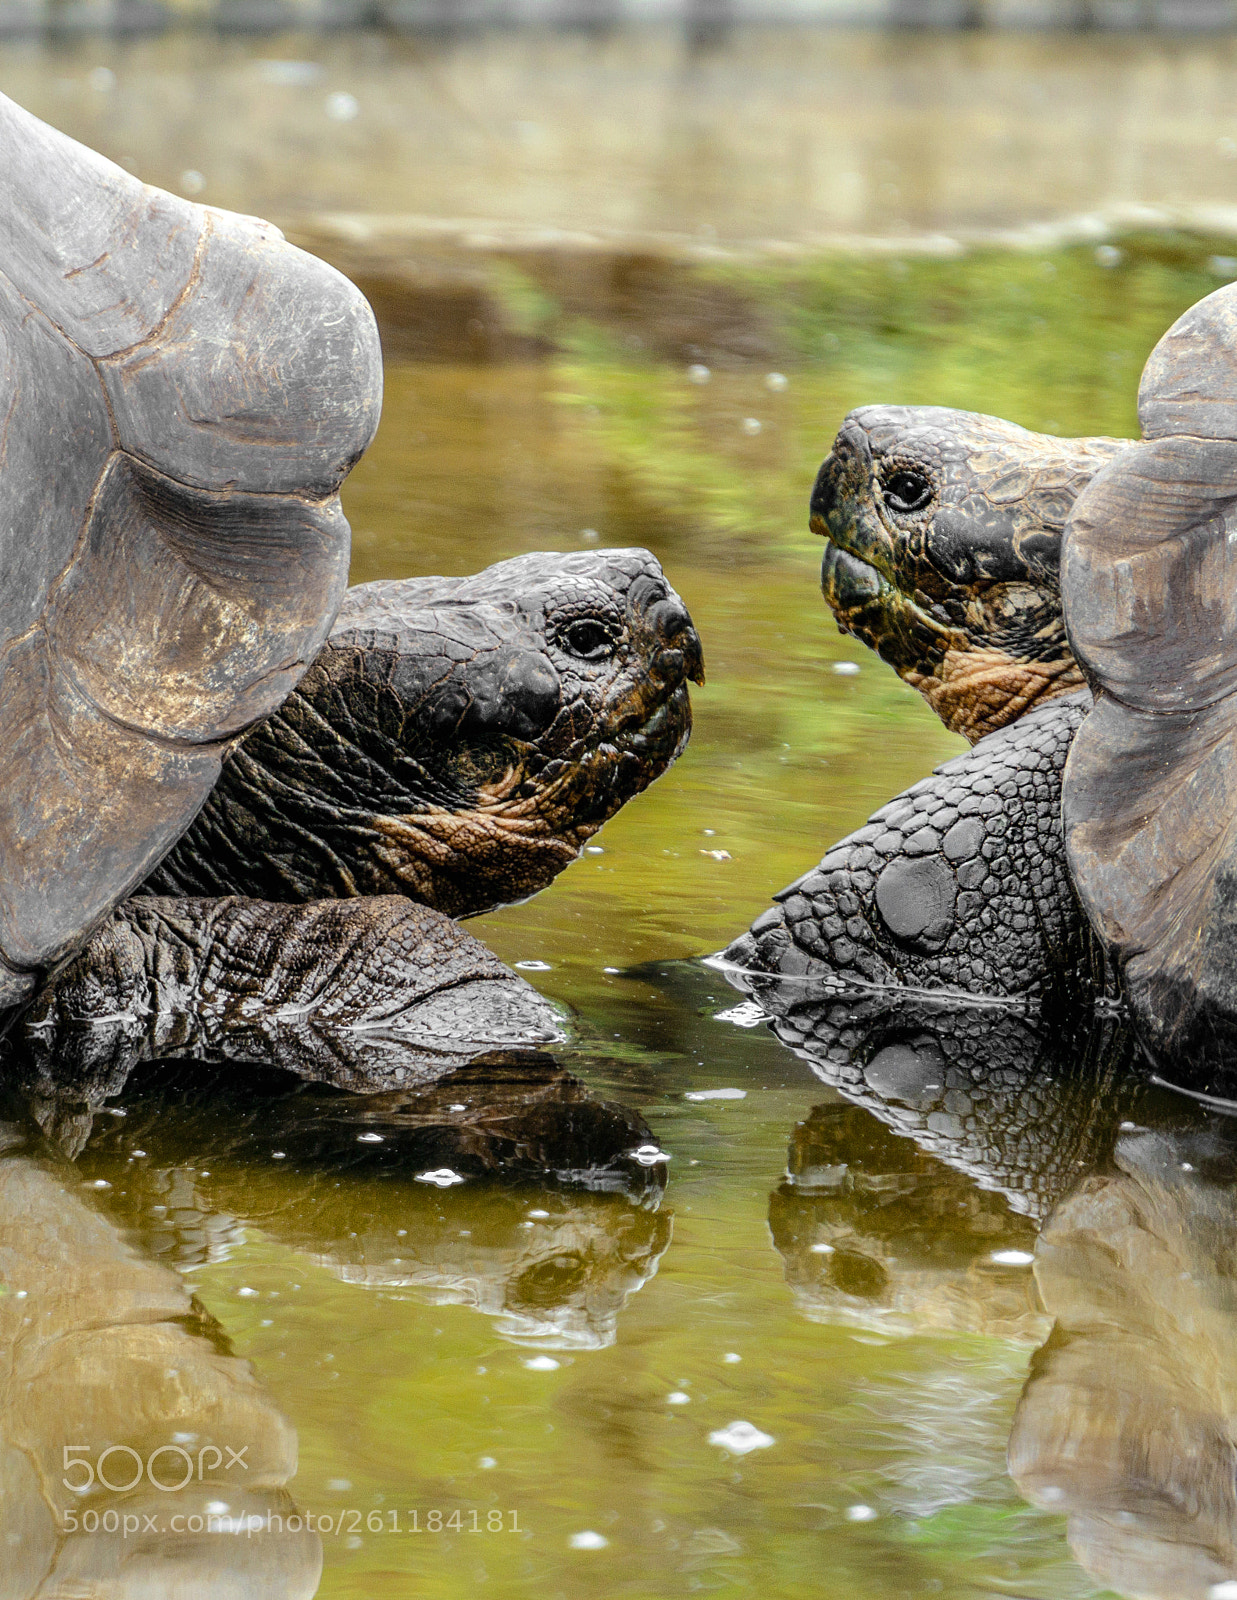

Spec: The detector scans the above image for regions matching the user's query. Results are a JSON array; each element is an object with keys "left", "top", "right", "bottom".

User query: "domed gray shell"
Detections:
[
  {"left": 0, "top": 93, "right": 382, "bottom": 1010},
  {"left": 1062, "top": 281, "right": 1237, "bottom": 1065}
]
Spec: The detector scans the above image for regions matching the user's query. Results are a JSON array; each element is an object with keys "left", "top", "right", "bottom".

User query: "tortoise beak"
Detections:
[{"left": 810, "top": 452, "right": 840, "bottom": 535}]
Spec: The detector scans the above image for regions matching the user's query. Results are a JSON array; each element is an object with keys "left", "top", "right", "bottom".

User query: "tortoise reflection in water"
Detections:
[
  {"left": 743, "top": 980, "right": 1237, "bottom": 1598},
  {"left": 0, "top": 1118, "right": 319, "bottom": 1597},
  {"left": 721, "top": 282, "right": 1237, "bottom": 1077},
  {"left": 32, "top": 1054, "right": 672, "bottom": 1354}
]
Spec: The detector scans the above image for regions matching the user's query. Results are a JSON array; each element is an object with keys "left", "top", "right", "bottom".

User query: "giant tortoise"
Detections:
[
  {"left": 720, "top": 280, "right": 1237, "bottom": 1077},
  {"left": 0, "top": 96, "right": 703, "bottom": 1083}
]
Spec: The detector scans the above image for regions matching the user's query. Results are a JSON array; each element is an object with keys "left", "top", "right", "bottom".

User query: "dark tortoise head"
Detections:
[
  {"left": 147, "top": 548, "right": 703, "bottom": 918},
  {"left": 812, "top": 406, "right": 1129, "bottom": 742}
]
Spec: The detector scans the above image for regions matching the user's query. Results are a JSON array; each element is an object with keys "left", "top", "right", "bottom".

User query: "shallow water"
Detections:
[{"left": 12, "top": 38, "right": 1237, "bottom": 1594}]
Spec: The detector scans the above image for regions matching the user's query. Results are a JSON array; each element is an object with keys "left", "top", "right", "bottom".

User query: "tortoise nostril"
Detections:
[{"left": 647, "top": 598, "right": 705, "bottom": 686}]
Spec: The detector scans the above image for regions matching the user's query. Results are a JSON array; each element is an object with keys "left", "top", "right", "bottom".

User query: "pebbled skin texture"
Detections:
[
  {"left": 15, "top": 896, "right": 562, "bottom": 1101},
  {"left": 812, "top": 406, "right": 1126, "bottom": 742},
  {"left": 719, "top": 691, "right": 1102, "bottom": 1002},
  {"left": 145, "top": 548, "right": 702, "bottom": 918}
]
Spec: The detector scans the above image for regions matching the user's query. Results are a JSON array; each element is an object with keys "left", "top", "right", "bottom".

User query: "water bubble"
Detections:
[
  {"left": 629, "top": 1144, "right": 671, "bottom": 1166},
  {"left": 260, "top": 1319, "right": 274, "bottom": 1328},
  {"left": 741, "top": 417, "right": 762, "bottom": 436},
  {"left": 357, "top": 1132, "right": 384, "bottom": 1144},
  {"left": 326, "top": 1478, "right": 352, "bottom": 1492},
  {"left": 845, "top": 1504, "right": 877, "bottom": 1522},
  {"left": 237, "top": 1287, "right": 259, "bottom": 1298},
  {"left": 687, "top": 364, "right": 711, "bottom": 384},
  {"left": 685, "top": 1088, "right": 746, "bottom": 1102},
  {"left": 516, "top": 960, "right": 553, "bottom": 971},
  {"left": 448, "top": 1104, "right": 467, "bottom": 1113},
  {"left": 989, "top": 1249, "right": 1034, "bottom": 1266},
  {"left": 585, "top": 845, "right": 604, "bottom": 855},
  {"left": 87, "top": 1179, "right": 111, "bottom": 1190},
  {"left": 603, "top": 966, "right": 621, "bottom": 974},
  {"left": 325, "top": 91, "right": 359, "bottom": 122},
  {"left": 700, "top": 848, "right": 732, "bottom": 861},
  {"left": 179, "top": 170, "right": 205, "bottom": 195},
  {"left": 810, "top": 1242, "right": 836, "bottom": 1254},
  {"left": 667, "top": 1391, "right": 691, "bottom": 1405},
  {"left": 832, "top": 661, "right": 861, "bottom": 676},
  {"left": 479, "top": 1456, "right": 497, "bottom": 1469},
  {"left": 205, "top": 1501, "right": 229, "bottom": 1516},
  {"left": 722, "top": 1352, "right": 742, "bottom": 1363},
  {"left": 272, "top": 1151, "right": 286, "bottom": 1159},
  {"left": 580, "top": 528, "right": 600, "bottom": 541},
  {"left": 416, "top": 1168, "right": 466, "bottom": 1187},
  {"left": 528, "top": 1209, "right": 550, "bottom": 1220},
  {"left": 524, "top": 1355, "right": 561, "bottom": 1371},
  {"left": 569, "top": 1530, "right": 608, "bottom": 1549},
  {"left": 1094, "top": 244, "right": 1123, "bottom": 268},
  {"left": 765, "top": 372, "right": 788, "bottom": 391},
  {"left": 88, "top": 67, "right": 115, "bottom": 93},
  {"left": 709, "top": 1421, "right": 774, "bottom": 1455}
]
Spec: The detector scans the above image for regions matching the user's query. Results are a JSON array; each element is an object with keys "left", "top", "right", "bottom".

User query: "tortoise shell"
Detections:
[
  {"left": 1063, "top": 282, "right": 1237, "bottom": 1062},
  {"left": 0, "top": 94, "right": 381, "bottom": 1009}
]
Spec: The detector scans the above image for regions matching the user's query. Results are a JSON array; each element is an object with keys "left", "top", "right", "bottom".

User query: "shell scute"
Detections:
[
  {"left": 0, "top": 94, "right": 380, "bottom": 1006},
  {"left": 1063, "top": 282, "right": 1237, "bottom": 1062}
]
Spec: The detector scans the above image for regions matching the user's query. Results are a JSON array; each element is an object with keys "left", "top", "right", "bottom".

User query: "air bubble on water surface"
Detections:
[
  {"left": 415, "top": 1168, "right": 466, "bottom": 1187},
  {"left": 709, "top": 1421, "right": 774, "bottom": 1455}
]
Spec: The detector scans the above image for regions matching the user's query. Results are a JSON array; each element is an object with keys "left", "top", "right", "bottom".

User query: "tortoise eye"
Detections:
[
  {"left": 883, "top": 468, "right": 933, "bottom": 514},
  {"left": 558, "top": 618, "right": 619, "bottom": 660}
]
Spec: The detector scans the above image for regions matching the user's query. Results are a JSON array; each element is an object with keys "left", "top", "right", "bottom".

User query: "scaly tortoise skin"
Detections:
[
  {"left": 0, "top": 92, "right": 381, "bottom": 1012},
  {"left": 18, "top": 549, "right": 703, "bottom": 1090},
  {"left": 723, "top": 283, "right": 1237, "bottom": 1073}
]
